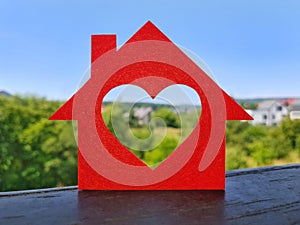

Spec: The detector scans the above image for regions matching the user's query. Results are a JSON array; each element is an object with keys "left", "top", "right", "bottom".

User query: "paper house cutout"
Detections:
[{"left": 50, "top": 21, "right": 252, "bottom": 190}]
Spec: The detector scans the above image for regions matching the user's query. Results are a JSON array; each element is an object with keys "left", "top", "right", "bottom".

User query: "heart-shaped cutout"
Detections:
[{"left": 102, "top": 84, "right": 201, "bottom": 168}]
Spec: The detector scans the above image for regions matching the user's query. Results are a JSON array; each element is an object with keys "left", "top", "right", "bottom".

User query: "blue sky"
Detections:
[
  {"left": 1, "top": 0, "right": 300, "bottom": 100},
  {"left": 103, "top": 84, "right": 201, "bottom": 106}
]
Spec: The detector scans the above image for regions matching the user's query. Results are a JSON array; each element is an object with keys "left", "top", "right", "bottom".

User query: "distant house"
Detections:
[
  {"left": 133, "top": 107, "right": 153, "bottom": 125},
  {"left": 289, "top": 99, "right": 300, "bottom": 120},
  {"left": 251, "top": 100, "right": 288, "bottom": 126}
]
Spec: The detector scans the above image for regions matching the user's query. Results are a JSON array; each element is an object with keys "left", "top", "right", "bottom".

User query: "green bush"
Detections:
[
  {"left": 151, "top": 108, "right": 181, "bottom": 128},
  {"left": 0, "top": 96, "right": 77, "bottom": 191},
  {"left": 1, "top": 96, "right": 300, "bottom": 191}
]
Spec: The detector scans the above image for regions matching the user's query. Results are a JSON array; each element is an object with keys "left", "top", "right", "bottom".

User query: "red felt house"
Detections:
[{"left": 50, "top": 21, "right": 252, "bottom": 190}]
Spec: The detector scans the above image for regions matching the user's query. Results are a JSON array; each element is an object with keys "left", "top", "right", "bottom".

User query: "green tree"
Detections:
[
  {"left": 0, "top": 96, "right": 77, "bottom": 191},
  {"left": 151, "top": 107, "right": 181, "bottom": 128},
  {"left": 280, "top": 118, "right": 300, "bottom": 149}
]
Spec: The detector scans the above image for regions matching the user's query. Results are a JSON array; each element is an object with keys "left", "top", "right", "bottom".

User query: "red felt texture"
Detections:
[
  {"left": 49, "top": 95, "right": 74, "bottom": 120},
  {"left": 49, "top": 21, "right": 252, "bottom": 190},
  {"left": 91, "top": 35, "right": 116, "bottom": 63},
  {"left": 126, "top": 21, "right": 171, "bottom": 44}
]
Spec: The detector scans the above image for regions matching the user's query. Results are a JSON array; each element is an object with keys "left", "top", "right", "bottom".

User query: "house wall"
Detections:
[
  {"left": 251, "top": 103, "right": 288, "bottom": 126},
  {"left": 290, "top": 111, "right": 300, "bottom": 120}
]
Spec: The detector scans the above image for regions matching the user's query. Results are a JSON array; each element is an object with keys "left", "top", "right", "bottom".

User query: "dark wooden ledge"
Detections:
[{"left": 1, "top": 164, "right": 300, "bottom": 225}]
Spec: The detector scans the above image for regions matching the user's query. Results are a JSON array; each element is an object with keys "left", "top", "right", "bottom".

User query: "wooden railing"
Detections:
[{"left": 1, "top": 164, "right": 300, "bottom": 225}]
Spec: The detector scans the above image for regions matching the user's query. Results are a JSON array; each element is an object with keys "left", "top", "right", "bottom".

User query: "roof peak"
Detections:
[{"left": 126, "top": 21, "right": 171, "bottom": 44}]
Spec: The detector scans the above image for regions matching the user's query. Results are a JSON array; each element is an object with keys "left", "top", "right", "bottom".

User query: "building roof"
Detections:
[
  {"left": 289, "top": 99, "right": 300, "bottom": 111},
  {"left": 291, "top": 99, "right": 300, "bottom": 105},
  {"left": 257, "top": 100, "right": 279, "bottom": 110},
  {"left": 134, "top": 107, "right": 153, "bottom": 119}
]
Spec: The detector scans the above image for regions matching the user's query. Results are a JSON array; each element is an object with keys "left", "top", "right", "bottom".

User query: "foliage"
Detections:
[
  {"left": 0, "top": 96, "right": 77, "bottom": 191},
  {"left": 101, "top": 103, "right": 183, "bottom": 166},
  {"left": 1, "top": 96, "right": 300, "bottom": 191},
  {"left": 239, "top": 102, "right": 258, "bottom": 110},
  {"left": 226, "top": 118, "right": 300, "bottom": 169},
  {"left": 151, "top": 107, "right": 181, "bottom": 128}
]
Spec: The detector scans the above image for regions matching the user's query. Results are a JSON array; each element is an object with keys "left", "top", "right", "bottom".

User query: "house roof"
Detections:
[
  {"left": 291, "top": 105, "right": 300, "bottom": 111},
  {"left": 50, "top": 21, "right": 252, "bottom": 122},
  {"left": 257, "top": 100, "right": 280, "bottom": 110},
  {"left": 291, "top": 99, "right": 300, "bottom": 105},
  {"left": 134, "top": 107, "right": 153, "bottom": 119},
  {"left": 289, "top": 99, "right": 300, "bottom": 111}
]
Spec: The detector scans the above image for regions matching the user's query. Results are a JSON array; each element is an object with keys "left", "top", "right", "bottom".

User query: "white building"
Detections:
[
  {"left": 289, "top": 99, "right": 300, "bottom": 120},
  {"left": 133, "top": 107, "right": 153, "bottom": 125},
  {"left": 251, "top": 100, "right": 288, "bottom": 126}
]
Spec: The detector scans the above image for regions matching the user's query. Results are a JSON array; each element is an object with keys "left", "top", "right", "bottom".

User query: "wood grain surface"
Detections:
[{"left": 1, "top": 164, "right": 299, "bottom": 225}]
